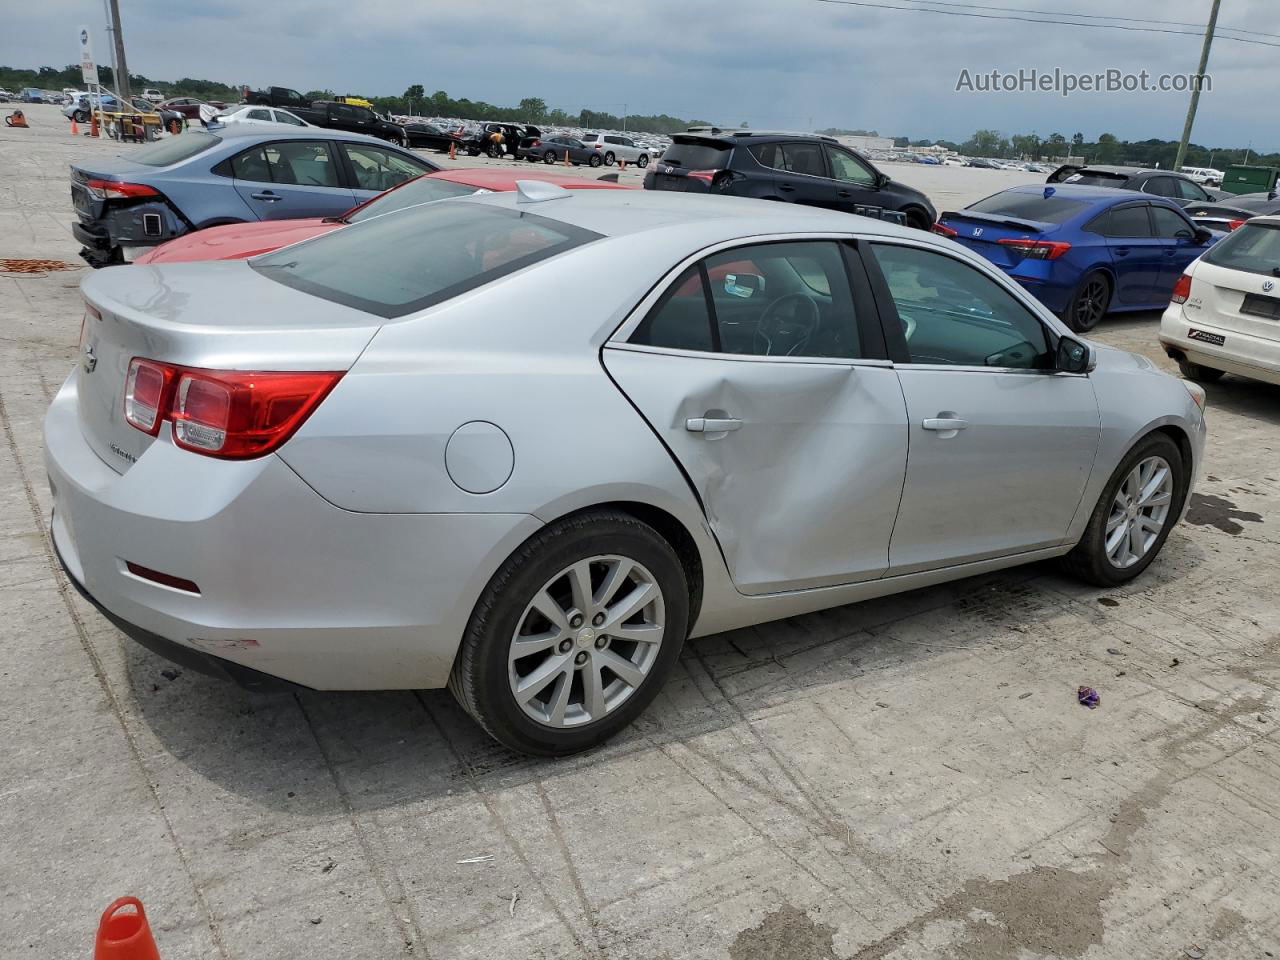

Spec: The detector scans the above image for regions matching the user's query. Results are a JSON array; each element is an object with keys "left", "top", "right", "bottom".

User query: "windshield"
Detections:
[
  {"left": 254, "top": 202, "right": 601, "bottom": 318},
  {"left": 661, "top": 141, "right": 731, "bottom": 169},
  {"left": 1200, "top": 222, "right": 1280, "bottom": 278},
  {"left": 130, "top": 132, "right": 220, "bottom": 166},
  {"left": 345, "top": 176, "right": 481, "bottom": 223},
  {"left": 967, "top": 193, "right": 1089, "bottom": 225}
]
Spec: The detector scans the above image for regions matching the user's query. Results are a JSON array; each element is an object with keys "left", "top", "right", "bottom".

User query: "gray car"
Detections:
[
  {"left": 45, "top": 186, "right": 1206, "bottom": 755},
  {"left": 70, "top": 123, "right": 438, "bottom": 266}
]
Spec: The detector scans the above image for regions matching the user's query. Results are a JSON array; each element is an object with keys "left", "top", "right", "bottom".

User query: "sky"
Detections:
[{"left": 4, "top": 0, "right": 1277, "bottom": 151}]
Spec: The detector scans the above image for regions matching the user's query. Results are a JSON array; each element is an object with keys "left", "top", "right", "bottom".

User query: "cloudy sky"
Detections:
[{"left": 5, "top": 0, "right": 1276, "bottom": 149}]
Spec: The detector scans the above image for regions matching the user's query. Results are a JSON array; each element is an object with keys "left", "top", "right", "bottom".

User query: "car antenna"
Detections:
[{"left": 514, "top": 180, "right": 572, "bottom": 203}]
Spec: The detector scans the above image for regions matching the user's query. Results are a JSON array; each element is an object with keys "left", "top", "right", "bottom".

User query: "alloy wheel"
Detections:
[
  {"left": 508, "top": 555, "right": 666, "bottom": 728},
  {"left": 1074, "top": 277, "right": 1108, "bottom": 330},
  {"left": 1105, "top": 456, "right": 1174, "bottom": 568}
]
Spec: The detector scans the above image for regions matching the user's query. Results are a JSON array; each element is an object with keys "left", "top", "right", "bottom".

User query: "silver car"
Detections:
[
  {"left": 579, "top": 133, "right": 651, "bottom": 168},
  {"left": 45, "top": 185, "right": 1206, "bottom": 755}
]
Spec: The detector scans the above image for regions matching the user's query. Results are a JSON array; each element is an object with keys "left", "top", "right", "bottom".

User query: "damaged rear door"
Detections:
[{"left": 603, "top": 238, "right": 909, "bottom": 595}]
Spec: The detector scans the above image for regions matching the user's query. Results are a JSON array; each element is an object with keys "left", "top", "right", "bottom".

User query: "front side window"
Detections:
[
  {"left": 1174, "top": 178, "right": 1209, "bottom": 201},
  {"left": 342, "top": 144, "right": 427, "bottom": 191},
  {"left": 1151, "top": 206, "right": 1194, "bottom": 239},
  {"left": 826, "top": 147, "right": 875, "bottom": 184},
  {"left": 1143, "top": 177, "right": 1176, "bottom": 198},
  {"left": 630, "top": 241, "right": 863, "bottom": 359},
  {"left": 246, "top": 109, "right": 271, "bottom": 121},
  {"left": 254, "top": 204, "right": 599, "bottom": 318},
  {"left": 870, "top": 243, "right": 1051, "bottom": 369},
  {"left": 275, "top": 110, "right": 305, "bottom": 126}
]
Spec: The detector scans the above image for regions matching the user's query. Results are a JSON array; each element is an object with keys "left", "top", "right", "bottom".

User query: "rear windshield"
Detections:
[
  {"left": 967, "top": 193, "right": 1089, "bottom": 225},
  {"left": 1065, "top": 172, "right": 1129, "bottom": 186},
  {"left": 661, "top": 141, "right": 732, "bottom": 169},
  {"left": 346, "top": 176, "right": 480, "bottom": 223},
  {"left": 253, "top": 202, "right": 601, "bottom": 318},
  {"left": 1199, "top": 222, "right": 1280, "bottom": 277},
  {"left": 130, "top": 132, "right": 221, "bottom": 166}
]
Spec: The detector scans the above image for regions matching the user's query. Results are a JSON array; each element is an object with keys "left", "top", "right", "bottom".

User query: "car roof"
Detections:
[
  {"left": 1076, "top": 165, "right": 1189, "bottom": 178},
  {"left": 460, "top": 183, "right": 920, "bottom": 242},
  {"left": 205, "top": 122, "right": 392, "bottom": 146},
  {"left": 1000, "top": 183, "right": 1172, "bottom": 204},
  {"left": 429, "top": 168, "right": 631, "bottom": 191}
]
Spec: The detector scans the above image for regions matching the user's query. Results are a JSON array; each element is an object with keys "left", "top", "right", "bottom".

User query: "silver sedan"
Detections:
[{"left": 45, "top": 185, "right": 1207, "bottom": 755}]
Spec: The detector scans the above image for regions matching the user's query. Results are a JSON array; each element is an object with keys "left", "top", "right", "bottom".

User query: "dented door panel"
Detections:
[{"left": 602, "top": 346, "right": 909, "bottom": 594}]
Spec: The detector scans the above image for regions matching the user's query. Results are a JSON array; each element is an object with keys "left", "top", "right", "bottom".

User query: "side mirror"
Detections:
[
  {"left": 723, "top": 273, "right": 765, "bottom": 299},
  {"left": 1194, "top": 227, "right": 1213, "bottom": 244},
  {"left": 1056, "top": 336, "right": 1091, "bottom": 374}
]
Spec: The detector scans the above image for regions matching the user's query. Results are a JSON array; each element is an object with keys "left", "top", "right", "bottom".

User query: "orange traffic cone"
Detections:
[
  {"left": 449, "top": 141, "right": 456, "bottom": 160},
  {"left": 564, "top": 150, "right": 570, "bottom": 167},
  {"left": 90, "top": 112, "right": 100, "bottom": 138},
  {"left": 95, "top": 897, "right": 161, "bottom": 960},
  {"left": 70, "top": 117, "right": 79, "bottom": 135},
  {"left": 619, "top": 158, "right": 626, "bottom": 172}
]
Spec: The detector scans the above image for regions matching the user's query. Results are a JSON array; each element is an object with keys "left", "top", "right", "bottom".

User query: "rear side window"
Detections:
[
  {"left": 253, "top": 204, "right": 600, "bottom": 319},
  {"left": 347, "top": 175, "right": 479, "bottom": 222},
  {"left": 1090, "top": 205, "right": 1153, "bottom": 238},
  {"left": 129, "top": 132, "right": 220, "bottom": 166},
  {"left": 1143, "top": 177, "right": 1177, "bottom": 198},
  {"left": 780, "top": 142, "right": 826, "bottom": 177},
  {"left": 1200, "top": 222, "right": 1280, "bottom": 277},
  {"left": 661, "top": 141, "right": 731, "bottom": 169},
  {"left": 749, "top": 142, "right": 784, "bottom": 170},
  {"left": 968, "top": 193, "right": 1089, "bottom": 225},
  {"left": 232, "top": 141, "right": 338, "bottom": 187},
  {"left": 1174, "top": 178, "right": 1208, "bottom": 201},
  {"left": 1150, "top": 206, "right": 1194, "bottom": 239}
]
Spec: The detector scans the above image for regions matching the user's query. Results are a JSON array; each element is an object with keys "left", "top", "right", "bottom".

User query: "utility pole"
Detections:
[
  {"left": 101, "top": 0, "right": 118, "bottom": 87},
  {"left": 1173, "top": 0, "right": 1220, "bottom": 172},
  {"left": 107, "top": 0, "right": 130, "bottom": 99},
  {"left": 622, "top": 103, "right": 627, "bottom": 133}
]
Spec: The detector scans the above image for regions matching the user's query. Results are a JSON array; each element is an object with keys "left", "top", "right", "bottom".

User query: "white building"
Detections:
[{"left": 835, "top": 134, "right": 894, "bottom": 153}]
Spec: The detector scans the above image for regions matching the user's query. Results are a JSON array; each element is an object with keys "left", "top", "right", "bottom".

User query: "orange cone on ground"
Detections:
[
  {"left": 95, "top": 897, "right": 161, "bottom": 960},
  {"left": 449, "top": 141, "right": 456, "bottom": 160},
  {"left": 70, "top": 117, "right": 79, "bottom": 135},
  {"left": 90, "top": 112, "right": 99, "bottom": 137},
  {"left": 619, "top": 158, "right": 626, "bottom": 171}
]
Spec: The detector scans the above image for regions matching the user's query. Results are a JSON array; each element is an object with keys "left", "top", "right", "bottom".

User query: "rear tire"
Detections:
[
  {"left": 904, "top": 208, "right": 932, "bottom": 230},
  {"left": 604, "top": 152, "right": 616, "bottom": 166},
  {"left": 449, "top": 511, "right": 689, "bottom": 756},
  {"left": 637, "top": 154, "right": 650, "bottom": 169},
  {"left": 543, "top": 151, "right": 557, "bottom": 164},
  {"left": 589, "top": 154, "right": 603, "bottom": 168},
  {"left": 1061, "top": 433, "right": 1187, "bottom": 587},
  {"left": 1062, "top": 270, "right": 1111, "bottom": 333},
  {"left": 1176, "top": 358, "right": 1225, "bottom": 382}
]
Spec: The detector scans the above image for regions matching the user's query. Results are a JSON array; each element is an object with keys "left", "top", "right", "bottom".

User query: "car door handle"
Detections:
[
  {"left": 837, "top": 189, "right": 854, "bottom": 198},
  {"left": 778, "top": 184, "right": 795, "bottom": 192},
  {"left": 1113, "top": 246, "right": 1130, "bottom": 256},
  {"left": 922, "top": 418, "right": 968, "bottom": 431},
  {"left": 686, "top": 417, "right": 743, "bottom": 433},
  {"left": 250, "top": 191, "right": 281, "bottom": 201}
]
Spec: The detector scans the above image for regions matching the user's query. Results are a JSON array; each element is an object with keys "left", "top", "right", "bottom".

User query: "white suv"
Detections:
[
  {"left": 580, "top": 133, "right": 651, "bottom": 168},
  {"left": 1160, "top": 215, "right": 1280, "bottom": 386},
  {"left": 142, "top": 88, "right": 164, "bottom": 104}
]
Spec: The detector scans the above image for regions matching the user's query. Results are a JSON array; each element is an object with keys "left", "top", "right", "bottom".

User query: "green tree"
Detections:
[
  {"left": 404, "top": 84, "right": 425, "bottom": 101},
  {"left": 1072, "top": 131, "right": 1084, "bottom": 147},
  {"left": 1095, "top": 132, "right": 1119, "bottom": 163},
  {"left": 517, "top": 96, "right": 546, "bottom": 121}
]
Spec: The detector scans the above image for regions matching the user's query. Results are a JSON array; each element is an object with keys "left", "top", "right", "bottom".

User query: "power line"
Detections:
[
  {"left": 813, "top": 0, "right": 1280, "bottom": 47},
  {"left": 881, "top": 0, "right": 1280, "bottom": 41}
]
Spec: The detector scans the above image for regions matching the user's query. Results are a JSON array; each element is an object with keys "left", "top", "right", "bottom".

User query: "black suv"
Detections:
[
  {"left": 1045, "top": 165, "right": 1225, "bottom": 207},
  {"left": 644, "top": 129, "right": 936, "bottom": 228}
]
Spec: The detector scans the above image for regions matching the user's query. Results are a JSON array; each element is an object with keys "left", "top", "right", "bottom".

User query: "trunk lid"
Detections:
[
  {"left": 646, "top": 136, "right": 732, "bottom": 193},
  {"left": 937, "top": 211, "right": 1051, "bottom": 268},
  {"left": 77, "top": 261, "right": 383, "bottom": 473},
  {"left": 1189, "top": 260, "right": 1280, "bottom": 343}
]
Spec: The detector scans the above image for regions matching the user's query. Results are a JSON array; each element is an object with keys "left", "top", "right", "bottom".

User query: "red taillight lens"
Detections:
[
  {"left": 931, "top": 222, "right": 959, "bottom": 238},
  {"left": 996, "top": 238, "right": 1072, "bottom": 260},
  {"left": 123, "top": 360, "right": 343, "bottom": 458},
  {"left": 124, "top": 359, "right": 172, "bottom": 434},
  {"left": 85, "top": 178, "right": 159, "bottom": 200},
  {"left": 686, "top": 169, "right": 721, "bottom": 184},
  {"left": 1227, "top": 219, "right": 1246, "bottom": 231},
  {"left": 1171, "top": 273, "right": 1193, "bottom": 304}
]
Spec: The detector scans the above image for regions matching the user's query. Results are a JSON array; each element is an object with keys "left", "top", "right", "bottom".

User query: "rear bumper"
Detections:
[
  {"left": 43, "top": 372, "right": 542, "bottom": 690},
  {"left": 1159, "top": 304, "right": 1280, "bottom": 386}
]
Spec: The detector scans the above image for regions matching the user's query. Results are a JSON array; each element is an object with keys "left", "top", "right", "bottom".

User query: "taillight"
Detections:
[
  {"left": 123, "top": 359, "right": 343, "bottom": 458},
  {"left": 1227, "top": 219, "right": 1246, "bottom": 230},
  {"left": 996, "top": 237, "right": 1072, "bottom": 260},
  {"left": 124, "top": 359, "right": 172, "bottom": 435},
  {"left": 530, "top": 139, "right": 540, "bottom": 147},
  {"left": 1170, "top": 273, "right": 1193, "bottom": 304},
  {"left": 931, "top": 222, "right": 959, "bottom": 238},
  {"left": 85, "top": 178, "right": 160, "bottom": 200},
  {"left": 686, "top": 169, "right": 722, "bottom": 184}
]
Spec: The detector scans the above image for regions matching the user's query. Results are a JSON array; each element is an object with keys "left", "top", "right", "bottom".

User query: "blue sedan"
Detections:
[
  {"left": 933, "top": 184, "right": 1220, "bottom": 331},
  {"left": 70, "top": 123, "right": 439, "bottom": 266}
]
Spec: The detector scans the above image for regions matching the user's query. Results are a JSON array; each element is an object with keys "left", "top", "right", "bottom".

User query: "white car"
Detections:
[
  {"left": 1181, "top": 166, "right": 1223, "bottom": 187},
  {"left": 216, "top": 105, "right": 309, "bottom": 127},
  {"left": 941, "top": 157, "right": 965, "bottom": 167},
  {"left": 579, "top": 133, "right": 652, "bottom": 167},
  {"left": 142, "top": 88, "right": 164, "bottom": 104},
  {"left": 1160, "top": 215, "right": 1280, "bottom": 385}
]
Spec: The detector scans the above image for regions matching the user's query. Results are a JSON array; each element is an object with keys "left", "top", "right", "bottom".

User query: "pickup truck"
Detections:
[{"left": 241, "top": 88, "right": 408, "bottom": 146}]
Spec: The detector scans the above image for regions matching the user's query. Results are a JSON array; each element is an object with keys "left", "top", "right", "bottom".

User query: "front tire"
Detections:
[
  {"left": 1062, "top": 432, "right": 1187, "bottom": 587},
  {"left": 1062, "top": 270, "right": 1111, "bottom": 333},
  {"left": 589, "top": 154, "right": 603, "bottom": 168},
  {"left": 903, "top": 208, "right": 932, "bottom": 230},
  {"left": 1177, "top": 358, "right": 1225, "bottom": 382},
  {"left": 637, "top": 154, "right": 649, "bottom": 169},
  {"left": 604, "top": 151, "right": 616, "bottom": 166},
  {"left": 449, "top": 511, "right": 689, "bottom": 756}
]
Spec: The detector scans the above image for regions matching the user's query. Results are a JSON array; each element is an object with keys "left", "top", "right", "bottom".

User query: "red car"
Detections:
[
  {"left": 158, "top": 97, "right": 227, "bottom": 120},
  {"left": 136, "top": 168, "right": 631, "bottom": 264}
]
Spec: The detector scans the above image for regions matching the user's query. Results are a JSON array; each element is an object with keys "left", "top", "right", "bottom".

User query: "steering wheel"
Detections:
[{"left": 753, "top": 293, "right": 821, "bottom": 356}]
